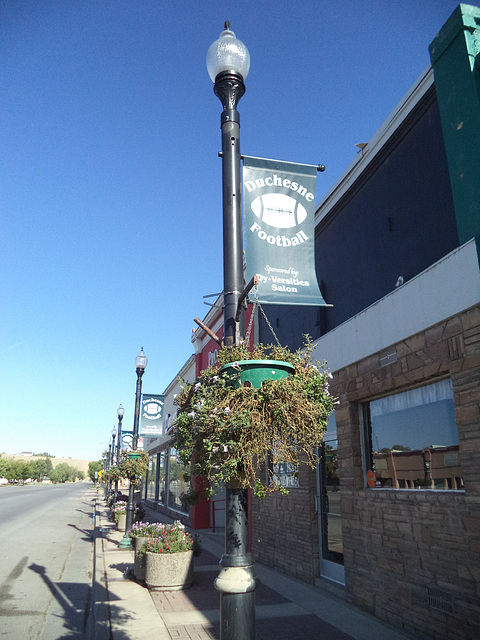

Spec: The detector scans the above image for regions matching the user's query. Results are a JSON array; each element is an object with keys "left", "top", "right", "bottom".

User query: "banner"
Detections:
[
  {"left": 243, "top": 156, "right": 327, "bottom": 306},
  {"left": 139, "top": 394, "right": 165, "bottom": 437}
]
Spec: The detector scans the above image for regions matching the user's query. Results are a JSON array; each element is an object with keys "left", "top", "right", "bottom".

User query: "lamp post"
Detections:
[
  {"left": 104, "top": 444, "right": 109, "bottom": 500},
  {"left": 115, "top": 404, "right": 124, "bottom": 497},
  {"left": 110, "top": 427, "right": 116, "bottom": 499},
  {"left": 119, "top": 348, "right": 147, "bottom": 548},
  {"left": 207, "top": 23, "right": 256, "bottom": 639},
  {"left": 104, "top": 438, "right": 113, "bottom": 500}
]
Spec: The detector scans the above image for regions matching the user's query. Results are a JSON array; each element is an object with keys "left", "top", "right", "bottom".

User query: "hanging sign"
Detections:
[
  {"left": 243, "top": 156, "right": 327, "bottom": 306},
  {"left": 139, "top": 394, "right": 165, "bottom": 437}
]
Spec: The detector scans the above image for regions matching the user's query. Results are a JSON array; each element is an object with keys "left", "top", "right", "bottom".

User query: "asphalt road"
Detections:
[{"left": 0, "top": 482, "right": 97, "bottom": 639}]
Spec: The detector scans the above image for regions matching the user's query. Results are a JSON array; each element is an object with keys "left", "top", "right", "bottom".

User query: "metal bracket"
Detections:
[
  {"left": 235, "top": 275, "right": 258, "bottom": 323},
  {"left": 194, "top": 317, "right": 222, "bottom": 346}
]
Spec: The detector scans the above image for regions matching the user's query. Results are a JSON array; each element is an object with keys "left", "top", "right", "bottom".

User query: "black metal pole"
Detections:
[
  {"left": 213, "top": 68, "right": 256, "bottom": 639},
  {"left": 115, "top": 411, "right": 123, "bottom": 498},
  {"left": 215, "top": 70, "right": 245, "bottom": 347},
  {"left": 111, "top": 432, "right": 116, "bottom": 499},
  {"left": 119, "top": 366, "right": 144, "bottom": 547},
  {"left": 104, "top": 443, "right": 112, "bottom": 500}
]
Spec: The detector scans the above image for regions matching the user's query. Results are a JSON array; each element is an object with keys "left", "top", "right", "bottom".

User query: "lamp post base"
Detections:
[
  {"left": 118, "top": 479, "right": 135, "bottom": 548},
  {"left": 118, "top": 533, "right": 132, "bottom": 549},
  {"left": 215, "top": 487, "right": 257, "bottom": 639}
]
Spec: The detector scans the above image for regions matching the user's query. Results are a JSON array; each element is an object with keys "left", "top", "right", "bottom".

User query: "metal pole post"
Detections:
[
  {"left": 216, "top": 72, "right": 245, "bottom": 346},
  {"left": 213, "top": 67, "right": 256, "bottom": 640},
  {"left": 111, "top": 431, "right": 116, "bottom": 499},
  {"left": 119, "top": 365, "right": 144, "bottom": 548},
  {"left": 116, "top": 408, "right": 124, "bottom": 497},
  {"left": 104, "top": 443, "right": 111, "bottom": 500}
]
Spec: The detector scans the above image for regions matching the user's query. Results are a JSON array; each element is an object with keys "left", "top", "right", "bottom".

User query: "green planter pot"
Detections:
[
  {"left": 126, "top": 452, "right": 142, "bottom": 461},
  {"left": 221, "top": 360, "right": 294, "bottom": 389},
  {"left": 145, "top": 550, "right": 194, "bottom": 591}
]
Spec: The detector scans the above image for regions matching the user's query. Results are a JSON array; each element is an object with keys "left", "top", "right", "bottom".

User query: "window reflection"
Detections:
[
  {"left": 168, "top": 447, "right": 189, "bottom": 513},
  {"left": 158, "top": 452, "right": 166, "bottom": 505},
  {"left": 147, "top": 455, "right": 157, "bottom": 500},
  {"left": 365, "top": 380, "right": 463, "bottom": 490}
]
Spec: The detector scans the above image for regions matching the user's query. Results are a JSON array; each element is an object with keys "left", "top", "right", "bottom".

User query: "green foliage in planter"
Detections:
[
  {"left": 117, "top": 450, "right": 149, "bottom": 480},
  {"left": 138, "top": 521, "right": 200, "bottom": 556},
  {"left": 111, "top": 500, "right": 127, "bottom": 522},
  {"left": 172, "top": 337, "right": 336, "bottom": 498},
  {"left": 129, "top": 521, "right": 173, "bottom": 538}
]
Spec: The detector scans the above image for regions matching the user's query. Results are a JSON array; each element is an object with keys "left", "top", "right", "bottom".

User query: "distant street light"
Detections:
[
  {"left": 114, "top": 404, "right": 124, "bottom": 498},
  {"left": 119, "top": 348, "right": 147, "bottom": 548},
  {"left": 110, "top": 427, "right": 116, "bottom": 499},
  {"left": 111, "top": 427, "right": 117, "bottom": 462},
  {"left": 104, "top": 436, "right": 113, "bottom": 500},
  {"left": 207, "top": 22, "right": 256, "bottom": 640}
]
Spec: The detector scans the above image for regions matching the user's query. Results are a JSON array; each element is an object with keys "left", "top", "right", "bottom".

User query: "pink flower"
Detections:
[{"left": 224, "top": 407, "right": 231, "bottom": 414}]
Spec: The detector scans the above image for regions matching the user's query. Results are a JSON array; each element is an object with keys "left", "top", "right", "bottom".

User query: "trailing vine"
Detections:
[{"left": 172, "top": 337, "right": 336, "bottom": 498}]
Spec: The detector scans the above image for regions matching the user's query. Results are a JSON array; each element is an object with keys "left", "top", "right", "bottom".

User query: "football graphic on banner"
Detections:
[{"left": 251, "top": 194, "right": 307, "bottom": 228}]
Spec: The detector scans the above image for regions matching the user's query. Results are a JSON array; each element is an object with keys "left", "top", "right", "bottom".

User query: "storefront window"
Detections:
[
  {"left": 158, "top": 452, "right": 166, "bottom": 505},
  {"left": 363, "top": 379, "right": 463, "bottom": 490},
  {"left": 147, "top": 455, "right": 156, "bottom": 500},
  {"left": 167, "top": 447, "right": 188, "bottom": 513}
]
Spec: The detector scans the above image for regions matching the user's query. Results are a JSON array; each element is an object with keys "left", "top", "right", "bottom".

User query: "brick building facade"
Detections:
[{"left": 252, "top": 5, "right": 480, "bottom": 638}]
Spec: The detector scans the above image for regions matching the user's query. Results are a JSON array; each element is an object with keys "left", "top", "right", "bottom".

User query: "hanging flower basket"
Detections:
[
  {"left": 117, "top": 450, "right": 149, "bottom": 480},
  {"left": 172, "top": 337, "right": 336, "bottom": 498}
]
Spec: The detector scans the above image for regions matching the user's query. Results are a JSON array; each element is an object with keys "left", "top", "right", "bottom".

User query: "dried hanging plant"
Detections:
[{"left": 172, "top": 336, "right": 336, "bottom": 498}]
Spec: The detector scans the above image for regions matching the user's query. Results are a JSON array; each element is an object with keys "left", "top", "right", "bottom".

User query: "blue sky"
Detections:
[{"left": 1, "top": 0, "right": 462, "bottom": 461}]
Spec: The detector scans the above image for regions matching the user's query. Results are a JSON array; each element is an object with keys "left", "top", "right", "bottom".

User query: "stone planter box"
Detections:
[
  {"left": 145, "top": 550, "right": 194, "bottom": 591},
  {"left": 116, "top": 512, "right": 126, "bottom": 532},
  {"left": 133, "top": 536, "right": 150, "bottom": 582}
]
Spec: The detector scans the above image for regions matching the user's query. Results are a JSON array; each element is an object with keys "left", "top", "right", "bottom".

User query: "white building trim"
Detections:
[{"left": 312, "top": 239, "right": 480, "bottom": 372}]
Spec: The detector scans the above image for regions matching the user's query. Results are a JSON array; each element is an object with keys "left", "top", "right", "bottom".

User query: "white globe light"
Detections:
[
  {"left": 206, "top": 24, "right": 250, "bottom": 82},
  {"left": 117, "top": 404, "right": 124, "bottom": 417},
  {"left": 135, "top": 348, "right": 148, "bottom": 370}
]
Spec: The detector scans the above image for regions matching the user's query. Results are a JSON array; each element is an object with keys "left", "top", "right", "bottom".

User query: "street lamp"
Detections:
[
  {"left": 207, "top": 21, "right": 250, "bottom": 348},
  {"left": 119, "top": 348, "right": 148, "bottom": 548},
  {"left": 115, "top": 404, "right": 124, "bottom": 497},
  {"left": 104, "top": 434, "right": 114, "bottom": 500},
  {"left": 110, "top": 427, "right": 116, "bottom": 499},
  {"left": 207, "top": 23, "right": 256, "bottom": 640},
  {"left": 111, "top": 427, "right": 117, "bottom": 462}
]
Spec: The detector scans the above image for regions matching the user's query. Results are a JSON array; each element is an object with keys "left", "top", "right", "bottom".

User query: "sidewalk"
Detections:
[{"left": 95, "top": 498, "right": 419, "bottom": 640}]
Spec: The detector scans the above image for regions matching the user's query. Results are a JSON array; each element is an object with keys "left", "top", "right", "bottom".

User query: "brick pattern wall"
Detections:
[
  {"left": 334, "top": 304, "right": 480, "bottom": 639},
  {"left": 251, "top": 305, "right": 480, "bottom": 638},
  {"left": 252, "top": 462, "right": 319, "bottom": 583}
]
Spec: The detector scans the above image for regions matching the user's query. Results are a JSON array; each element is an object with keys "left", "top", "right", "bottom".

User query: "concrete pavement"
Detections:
[{"left": 94, "top": 496, "right": 421, "bottom": 640}]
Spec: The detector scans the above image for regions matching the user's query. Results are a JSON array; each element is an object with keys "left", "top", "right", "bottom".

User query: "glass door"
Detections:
[{"left": 316, "top": 418, "right": 344, "bottom": 584}]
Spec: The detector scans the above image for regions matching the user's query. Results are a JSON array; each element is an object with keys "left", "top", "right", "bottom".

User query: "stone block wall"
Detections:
[
  {"left": 334, "top": 304, "right": 480, "bottom": 639},
  {"left": 251, "top": 461, "right": 319, "bottom": 583}
]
